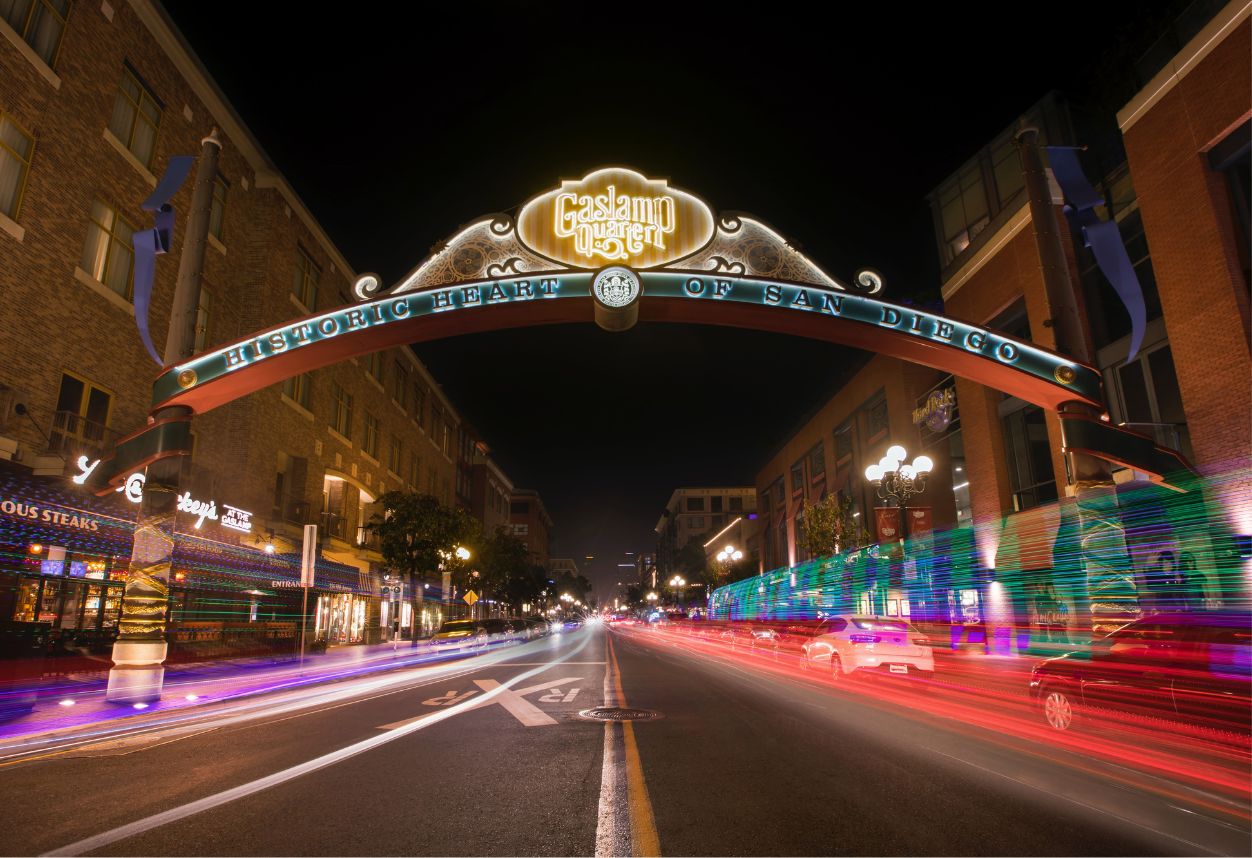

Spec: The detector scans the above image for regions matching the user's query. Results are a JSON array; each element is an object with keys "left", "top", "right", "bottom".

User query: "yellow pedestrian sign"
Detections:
[{"left": 464, "top": 590, "right": 478, "bottom": 606}]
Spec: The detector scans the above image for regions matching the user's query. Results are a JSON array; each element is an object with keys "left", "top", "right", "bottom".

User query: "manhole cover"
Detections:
[{"left": 578, "top": 706, "right": 661, "bottom": 722}]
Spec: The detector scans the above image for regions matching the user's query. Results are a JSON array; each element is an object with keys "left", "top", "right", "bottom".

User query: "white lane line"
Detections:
[
  {"left": 595, "top": 634, "right": 630, "bottom": 857},
  {"left": 42, "top": 636, "right": 593, "bottom": 858}
]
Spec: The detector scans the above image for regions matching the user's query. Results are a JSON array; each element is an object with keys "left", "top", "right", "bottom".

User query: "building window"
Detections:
[
  {"left": 729, "top": 496, "right": 743, "bottom": 512},
  {"left": 208, "top": 173, "right": 228, "bottom": 240},
  {"left": 1000, "top": 400, "right": 1058, "bottom": 512},
  {"left": 366, "top": 351, "right": 383, "bottom": 385},
  {"left": 291, "top": 245, "right": 320, "bottom": 309},
  {"left": 1209, "top": 120, "right": 1251, "bottom": 292},
  {"left": 686, "top": 496, "right": 705, "bottom": 512},
  {"left": 80, "top": 199, "right": 135, "bottom": 300},
  {"left": 193, "top": 288, "right": 211, "bottom": 353},
  {"left": 273, "top": 453, "right": 307, "bottom": 524},
  {"left": 936, "top": 162, "right": 989, "bottom": 261},
  {"left": 710, "top": 495, "right": 723, "bottom": 513},
  {"left": 866, "top": 397, "right": 889, "bottom": 442},
  {"left": 790, "top": 458, "right": 805, "bottom": 496},
  {"left": 689, "top": 517, "right": 705, "bottom": 530},
  {"left": 107, "top": 65, "right": 161, "bottom": 169},
  {"left": 409, "top": 452, "right": 421, "bottom": 489},
  {"left": 363, "top": 413, "right": 379, "bottom": 459},
  {"left": 511, "top": 500, "right": 529, "bottom": 515},
  {"left": 283, "top": 372, "right": 311, "bottom": 409},
  {"left": 50, "top": 371, "right": 111, "bottom": 453},
  {"left": 392, "top": 361, "right": 409, "bottom": 410},
  {"left": 1110, "top": 343, "right": 1191, "bottom": 459},
  {"left": 441, "top": 421, "right": 450, "bottom": 457},
  {"left": 413, "top": 385, "right": 426, "bottom": 427},
  {"left": 0, "top": 113, "right": 34, "bottom": 220},
  {"left": 331, "top": 382, "right": 352, "bottom": 438},
  {"left": 2, "top": 0, "right": 70, "bottom": 68},
  {"left": 989, "top": 132, "right": 1024, "bottom": 208},
  {"left": 388, "top": 436, "right": 402, "bottom": 475},
  {"left": 513, "top": 523, "right": 529, "bottom": 537},
  {"left": 834, "top": 421, "right": 853, "bottom": 462}
]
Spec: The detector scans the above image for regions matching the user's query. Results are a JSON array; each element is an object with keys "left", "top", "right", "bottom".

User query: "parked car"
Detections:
[
  {"left": 800, "top": 616, "right": 934, "bottom": 681},
  {"left": 718, "top": 624, "right": 782, "bottom": 657},
  {"left": 429, "top": 620, "right": 488, "bottom": 650},
  {"left": 1029, "top": 611, "right": 1251, "bottom": 736}
]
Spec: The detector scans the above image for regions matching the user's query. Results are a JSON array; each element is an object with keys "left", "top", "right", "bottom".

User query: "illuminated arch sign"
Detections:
[
  {"left": 516, "top": 168, "right": 714, "bottom": 269},
  {"left": 77, "top": 166, "right": 1193, "bottom": 494},
  {"left": 150, "top": 270, "right": 1099, "bottom": 415}
]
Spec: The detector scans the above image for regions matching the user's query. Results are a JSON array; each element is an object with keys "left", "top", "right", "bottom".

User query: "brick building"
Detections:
[
  {"left": 750, "top": 0, "right": 1250, "bottom": 633},
  {"left": 508, "top": 489, "right": 552, "bottom": 567},
  {"left": 653, "top": 487, "right": 759, "bottom": 577},
  {"left": 0, "top": 0, "right": 471, "bottom": 647}
]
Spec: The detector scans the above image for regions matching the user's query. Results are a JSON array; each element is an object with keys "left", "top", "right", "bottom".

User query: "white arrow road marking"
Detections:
[
  {"left": 538, "top": 688, "right": 581, "bottom": 703},
  {"left": 471, "top": 679, "right": 554, "bottom": 726},
  {"left": 421, "top": 690, "right": 480, "bottom": 707},
  {"left": 378, "top": 675, "right": 582, "bottom": 730}
]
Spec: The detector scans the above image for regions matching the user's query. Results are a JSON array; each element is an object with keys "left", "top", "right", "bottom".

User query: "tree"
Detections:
[
  {"left": 675, "top": 538, "right": 710, "bottom": 583},
  {"left": 798, "top": 493, "right": 870, "bottom": 560},
  {"left": 366, "top": 492, "right": 480, "bottom": 584},
  {"left": 479, "top": 527, "right": 542, "bottom": 608}
]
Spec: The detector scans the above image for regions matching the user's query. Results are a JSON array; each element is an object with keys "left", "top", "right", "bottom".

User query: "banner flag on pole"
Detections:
[
  {"left": 1045, "top": 145, "right": 1148, "bottom": 360},
  {"left": 132, "top": 155, "right": 196, "bottom": 366}
]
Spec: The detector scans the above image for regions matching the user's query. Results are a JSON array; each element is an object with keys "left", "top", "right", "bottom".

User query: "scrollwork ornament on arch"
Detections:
[
  {"left": 853, "top": 268, "right": 885, "bottom": 295},
  {"left": 353, "top": 272, "right": 384, "bottom": 302},
  {"left": 389, "top": 214, "right": 569, "bottom": 296}
]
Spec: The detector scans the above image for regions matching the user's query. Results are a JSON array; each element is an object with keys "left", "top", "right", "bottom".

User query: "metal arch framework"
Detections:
[
  {"left": 78, "top": 166, "right": 1199, "bottom": 495},
  {"left": 150, "top": 271, "right": 1102, "bottom": 415}
]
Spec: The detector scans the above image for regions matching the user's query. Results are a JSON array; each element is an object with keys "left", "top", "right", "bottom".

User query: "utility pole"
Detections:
[{"left": 106, "top": 129, "right": 222, "bottom": 703}]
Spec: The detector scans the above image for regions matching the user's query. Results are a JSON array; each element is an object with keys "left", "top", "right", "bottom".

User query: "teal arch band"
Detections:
[{"left": 150, "top": 271, "right": 1101, "bottom": 418}]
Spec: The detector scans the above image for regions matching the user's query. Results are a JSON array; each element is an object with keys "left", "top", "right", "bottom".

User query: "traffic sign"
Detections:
[{"left": 464, "top": 590, "right": 478, "bottom": 606}]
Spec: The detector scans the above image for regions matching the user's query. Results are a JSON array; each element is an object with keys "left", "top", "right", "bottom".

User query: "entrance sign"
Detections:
[
  {"left": 517, "top": 168, "right": 713, "bottom": 269},
  {"left": 78, "top": 166, "right": 1195, "bottom": 496},
  {"left": 147, "top": 270, "right": 1101, "bottom": 418}
]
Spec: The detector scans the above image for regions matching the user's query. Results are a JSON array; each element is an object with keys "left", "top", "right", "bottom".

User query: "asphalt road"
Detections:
[{"left": 0, "top": 624, "right": 1247, "bottom": 857}]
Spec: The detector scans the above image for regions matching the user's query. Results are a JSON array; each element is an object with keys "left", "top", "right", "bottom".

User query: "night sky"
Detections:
[{"left": 167, "top": 0, "right": 1186, "bottom": 595}]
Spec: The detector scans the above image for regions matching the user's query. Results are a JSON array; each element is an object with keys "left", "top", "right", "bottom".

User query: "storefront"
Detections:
[
  {"left": 314, "top": 590, "right": 369, "bottom": 644},
  {"left": 0, "top": 466, "right": 133, "bottom": 639}
]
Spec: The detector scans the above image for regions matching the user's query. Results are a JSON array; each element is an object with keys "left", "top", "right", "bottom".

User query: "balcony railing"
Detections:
[
  {"left": 46, "top": 410, "right": 120, "bottom": 460},
  {"left": 272, "top": 494, "right": 311, "bottom": 526}
]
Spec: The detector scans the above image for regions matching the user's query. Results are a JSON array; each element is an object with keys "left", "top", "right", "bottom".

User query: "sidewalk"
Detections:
[{"left": 0, "top": 637, "right": 449, "bottom": 742}]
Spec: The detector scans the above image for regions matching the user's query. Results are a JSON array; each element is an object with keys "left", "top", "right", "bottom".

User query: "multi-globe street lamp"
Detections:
[
  {"left": 864, "top": 444, "right": 932, "bottom": 545},
  {"left": 716, "top": 546, "right": 741, "bottom": 611}
]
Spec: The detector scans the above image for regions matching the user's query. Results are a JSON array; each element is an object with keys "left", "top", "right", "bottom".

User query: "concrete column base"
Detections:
[{"left": 106, "top": 640, "right": 169, "bottom": 703}]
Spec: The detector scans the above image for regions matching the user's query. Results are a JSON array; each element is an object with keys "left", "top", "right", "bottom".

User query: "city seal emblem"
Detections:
[{"left": 591, "top": 266, "right": 641, "bottom": 332}]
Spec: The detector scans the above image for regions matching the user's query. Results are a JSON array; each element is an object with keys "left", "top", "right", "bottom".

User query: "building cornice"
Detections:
[
  {"left": 1117, "top": 0, "right": 1252, "bottom": 132},
  {"left": 129, "top": 0, "right": 356, "bottom": 280}
]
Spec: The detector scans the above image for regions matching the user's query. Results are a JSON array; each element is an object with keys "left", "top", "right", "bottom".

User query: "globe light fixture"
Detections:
[
  {"left": 455, "top": 546, "right": 471, "bottom": 561},
  {"left": 864, "top": 444, "right": 932, "bottom": 543}
]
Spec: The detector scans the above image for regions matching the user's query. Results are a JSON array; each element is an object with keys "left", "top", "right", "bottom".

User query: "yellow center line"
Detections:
[{"left": 608, "top": 633, "right": 661, "bottom": 857}]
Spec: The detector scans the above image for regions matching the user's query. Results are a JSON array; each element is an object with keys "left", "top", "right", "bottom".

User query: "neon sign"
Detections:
[
  {"left": 554, "top": 185, "right": 676, "bottom": 262},
  {"left": 517, "top": 168, "right": 714, "bottom": 269}
]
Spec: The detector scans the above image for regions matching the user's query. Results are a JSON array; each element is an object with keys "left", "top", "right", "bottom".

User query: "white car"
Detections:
[{"left": 801, "top": 615, "right": 933, "bottom": 681}]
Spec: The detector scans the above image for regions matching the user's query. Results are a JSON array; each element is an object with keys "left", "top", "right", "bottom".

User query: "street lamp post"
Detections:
[
  {"left": 668, "top": 575, "right": 686, "bottom": 611},
  {"left": 864, "top": 445, "right": 933, "bottom": 543},
  {"left": 864, "top": 445, "right": 933, "bottom": 620}
]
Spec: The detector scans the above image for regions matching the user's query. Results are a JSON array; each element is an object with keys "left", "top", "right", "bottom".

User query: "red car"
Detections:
[{"left": 1029, "top": 611, "right": 1251, "bottom": 736}]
